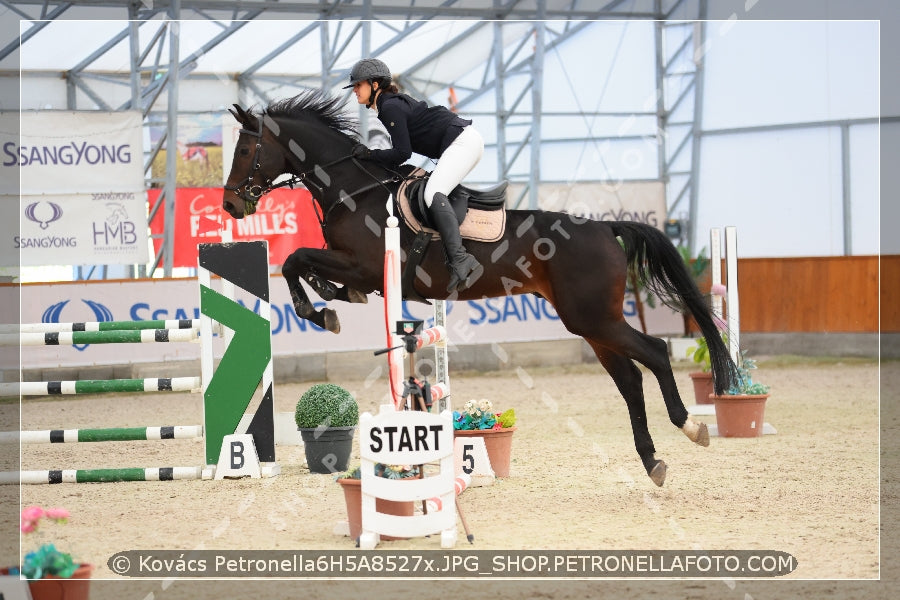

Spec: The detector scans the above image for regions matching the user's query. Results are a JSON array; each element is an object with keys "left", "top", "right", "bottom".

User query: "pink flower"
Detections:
[
  {"left": 21, "top": 506, "right": 44, "bottom": 522},
  {"left": 711, "top": 283, "right": 727, "bottom": 297},
  {"left": 45, "top": 507, "right": 70, "bottom": 521},
  {"left": 492, "top": 422, "right": 502, "bottom": 430},
  {"left": 20, "top": 506, "right": 44, "bottom": 533}
]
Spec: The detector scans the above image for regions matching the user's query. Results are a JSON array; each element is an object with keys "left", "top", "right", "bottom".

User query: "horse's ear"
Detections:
[{"left": 229, "top": 104, "right": 248, "bottom": 125}]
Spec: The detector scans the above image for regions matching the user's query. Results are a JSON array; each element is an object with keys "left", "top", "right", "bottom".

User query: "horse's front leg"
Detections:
[
  {"left": 302, "top": 272, "right": 368, "bottom": 305},
  {"left": 284, "top": 274, "right": 341, "bottom": 333},
  {"left": 282, "top": 247, "right": 372, "bottom": 334}
]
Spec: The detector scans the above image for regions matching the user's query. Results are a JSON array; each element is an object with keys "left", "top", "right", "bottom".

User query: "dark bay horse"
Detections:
[{"left": 222, "top": 90, "right": 738, "bottom": 487}]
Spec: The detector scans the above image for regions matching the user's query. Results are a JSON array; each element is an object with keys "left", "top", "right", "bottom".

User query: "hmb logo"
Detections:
[{"left": 93, "top": 202, "right": 137, "bottom": 246}]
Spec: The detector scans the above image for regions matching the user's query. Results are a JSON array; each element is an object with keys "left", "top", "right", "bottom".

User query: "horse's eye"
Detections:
[{"left": 240, "top": 147, "right": 250, "bottom": 156}]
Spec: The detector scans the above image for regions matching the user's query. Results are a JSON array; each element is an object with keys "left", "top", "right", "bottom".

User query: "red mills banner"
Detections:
[{"left": 147, "top": 188, "right": 325, "bottom": 268}]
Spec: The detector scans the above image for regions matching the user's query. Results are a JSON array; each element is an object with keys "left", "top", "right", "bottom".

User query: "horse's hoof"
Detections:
[
  {"left": 347, "top": 288, "right": 368, "bottom": 304},
  {"left": 649, "top": 460, "right": 667, "bottom": 487},
  {"left": 323, "top": 309, "right": 340, "bottom": 334},
  {"left": 683, "top": 418, "right": 710, "bottom": 447}
]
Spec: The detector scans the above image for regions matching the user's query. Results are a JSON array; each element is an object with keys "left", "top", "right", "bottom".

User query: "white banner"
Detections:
[
  {"left": 6, "top": 111, "right": 144, "bottom": 194},
  {"left": 16, "top": 277, "right": 681, "bottom": 370},
  {"left": 0, "top": 111, "right": 149, "bottom": 266},
  {"left": 513, "top": 181, "right": 667, "bottom": 229},
  {"left": 4, "top": 192, "right": 150, "bottom": 267}
]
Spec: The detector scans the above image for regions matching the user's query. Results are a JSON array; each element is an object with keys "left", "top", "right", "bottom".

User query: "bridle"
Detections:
[
  {"left": 223, "top": 119, "right": 280, "bottom": 215},
  {"left": 224, "top": 115, "right": 407, "bottom": 233}
]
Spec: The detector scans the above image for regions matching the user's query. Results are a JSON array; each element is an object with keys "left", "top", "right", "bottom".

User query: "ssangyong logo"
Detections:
[
  {"left": 42, "top": 299, "right": 114, "bottom": 351},
  {"left": 24, "top": 201, "right": 63, "bottom": 229}
]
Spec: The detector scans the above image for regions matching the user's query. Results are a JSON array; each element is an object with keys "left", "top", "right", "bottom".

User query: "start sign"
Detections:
[
  {"left": 360, "top": 407, "right": 453, "bottom": 467},
  {"left": 368, "top": 424, "right": 444, "bottom": 453},
  {"left": 357, "top": 405, "right": 458, "bottom": 549}
]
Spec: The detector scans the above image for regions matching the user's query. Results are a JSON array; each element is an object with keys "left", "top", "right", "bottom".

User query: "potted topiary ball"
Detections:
[{"left": 295, "top": 383, "right": 359, "bottom": 474}]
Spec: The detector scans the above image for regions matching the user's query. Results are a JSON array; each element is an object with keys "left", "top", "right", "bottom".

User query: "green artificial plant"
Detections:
[{"left": 295, "top": 383, "right": 359, "bottom": 429}]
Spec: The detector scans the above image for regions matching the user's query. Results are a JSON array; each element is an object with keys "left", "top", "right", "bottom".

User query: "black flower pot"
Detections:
[{"left": 299, "top": 426, "right": 356, "bottom": 474}]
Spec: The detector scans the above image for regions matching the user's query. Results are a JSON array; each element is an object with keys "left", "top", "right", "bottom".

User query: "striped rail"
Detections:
[
  {"left": 3, "top": 328, "right": 201, "bottom": 347},
  {"left": 0, "top": 425, "right": 203, "bottom": 445},
  {"left": 2, "top": 467, "right": 203, "bottom": 485},
  {"left": 0, "top": 319, "right": 200, "bottom": 334},
  {"left": 0, "top": 376, "right": 201, "bottom": 396}
]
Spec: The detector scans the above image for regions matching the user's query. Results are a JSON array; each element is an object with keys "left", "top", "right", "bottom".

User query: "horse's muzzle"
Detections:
[{"left": 222, "top": 198, "right": 244, "bottom": 219}]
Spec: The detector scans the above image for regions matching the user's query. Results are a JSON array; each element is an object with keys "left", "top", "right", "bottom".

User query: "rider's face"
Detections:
[{"left": 353, "top": 81, "right": 373, "bottom": 105}]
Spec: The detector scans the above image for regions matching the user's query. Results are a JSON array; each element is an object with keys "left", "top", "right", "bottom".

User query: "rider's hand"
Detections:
[{"left": 351, "top": 143, "right": 372, "bottom": 159}]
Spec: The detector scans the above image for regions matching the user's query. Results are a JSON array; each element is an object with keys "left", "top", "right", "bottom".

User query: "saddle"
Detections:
[
  {"left": 397, "top": 168, "right": 507, "bottom": 243},
  {"left": 393, "top": 168, "right": 508, "bottom": 304}
]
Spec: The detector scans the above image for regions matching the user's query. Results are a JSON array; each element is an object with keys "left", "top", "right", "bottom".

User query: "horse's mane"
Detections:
[{"left": 263, "top": 90, "right": 359, "bottom": 140}]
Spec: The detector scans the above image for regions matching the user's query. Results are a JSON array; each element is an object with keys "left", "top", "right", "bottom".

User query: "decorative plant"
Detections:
[
  {"left": 726, "top": 351, "right": 770, "bottom": 396},
  {"left": 452, "top": 399, "right": 516, "bottom": 431},
  {"left": 13, "top": 506, "right": 80, "bottom": 579},
  {"left": 685, "top": 336, "right": 713, "bottom": 372},
  {"left": 295, "top": 383, "right": 359, "bottom": 429},
  {"left": 336, "top": 463, "right": 421, "bottom": 480}
]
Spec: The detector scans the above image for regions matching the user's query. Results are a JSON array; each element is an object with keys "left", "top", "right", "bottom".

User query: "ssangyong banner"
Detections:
[
  {"left": 13, "top": 111, "right": 144, "bottom": 194},
  {"left": 0, "top": 111, "right": 149, "bottom": 266},
  {"left": 147, "top": 187, "right": 325, "bottom": 268},
  {"left": 10, "top": 191, "right": 150, "bottom": 267},
  {"left": 17, "top": 277, "right": 681, "bottom": 370},
  {"left": 513, "top": 181, "right": 667, "bottom": 230}
]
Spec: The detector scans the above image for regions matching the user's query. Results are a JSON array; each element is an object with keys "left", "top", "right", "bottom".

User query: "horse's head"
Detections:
[{"left": 223, "top": 104, "right": 288, "bottom": 219}]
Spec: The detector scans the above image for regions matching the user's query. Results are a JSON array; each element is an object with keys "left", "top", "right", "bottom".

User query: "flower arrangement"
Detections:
[
  {"left": 726, "top": 351, "right": 770, "bottom": 395},
  {"left": 336, "top": 463, "right": 421, "bottom": 480},
  {"left": 14, "top": 506, "right": 81, "bottom": 579},
  {"left": 453, "top": 399, "right": 516, "bottom": 431}
]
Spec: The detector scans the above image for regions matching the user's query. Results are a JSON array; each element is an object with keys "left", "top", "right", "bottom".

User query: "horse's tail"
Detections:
[{"left": 609, "top": 221, "right": 738, "bottom": 395}]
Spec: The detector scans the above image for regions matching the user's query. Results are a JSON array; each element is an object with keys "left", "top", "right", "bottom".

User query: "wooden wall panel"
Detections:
[
  {"left": 880, "top": 255, "right": 900, "bottom": 332},
  {"left": 730, "top": 256, "right": 891, "bottom": 333}
]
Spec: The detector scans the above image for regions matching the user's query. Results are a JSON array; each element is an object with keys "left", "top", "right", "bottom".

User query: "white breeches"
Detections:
[{"left": 423, "top": 126, "right": 484, "bottom": 207}]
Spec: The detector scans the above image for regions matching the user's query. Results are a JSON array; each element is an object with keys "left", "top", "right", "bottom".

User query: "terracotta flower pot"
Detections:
[
  {"left": 453, "top": 427, "right": 516, "bottom": 477},
  {"left": 711, "top": 394, "right": 769, "bottom": 437},
  {"left": 337, "top": 478, "right": 414, "bottom": 541},
  {"left": 689, "top": 371, "right": 715, "bottom": 404},
  {"left": 2, "top": 564, "right": 93, "bottom": 600}
]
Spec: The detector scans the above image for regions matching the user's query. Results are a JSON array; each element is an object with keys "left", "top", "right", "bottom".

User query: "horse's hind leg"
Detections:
[
  {"left": 603, "top": 323, "right": 710, "bottom": 447},
  {"left": 591, "top": 342, "right": 667, "bottom": 486}
]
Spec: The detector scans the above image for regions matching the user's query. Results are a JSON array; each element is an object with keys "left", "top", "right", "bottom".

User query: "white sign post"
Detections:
[{"left": 358, "top": 406, "right": 457, "bottom": 549}]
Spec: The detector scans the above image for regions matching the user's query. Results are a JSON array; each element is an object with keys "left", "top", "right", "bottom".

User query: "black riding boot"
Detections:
[{"left": 428, "top": 193, "right": 482, "bottom": 292}]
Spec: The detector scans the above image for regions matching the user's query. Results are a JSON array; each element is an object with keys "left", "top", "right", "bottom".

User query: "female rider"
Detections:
[{"left": 345, "top": 58, "right": 484, "bottom": 293}]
